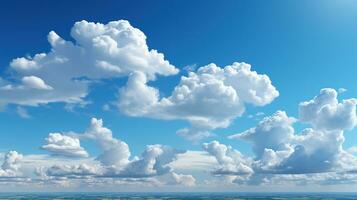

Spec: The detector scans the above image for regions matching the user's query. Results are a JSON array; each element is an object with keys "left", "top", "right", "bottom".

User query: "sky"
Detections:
[{"left": 0, "top": 0, "right": 356, "bottom": 192}]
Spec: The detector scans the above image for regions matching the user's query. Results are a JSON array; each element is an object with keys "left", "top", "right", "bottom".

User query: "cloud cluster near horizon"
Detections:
[
  {"left": 203, "top": 88, "right": 357, "bottom": 185},
  {"left": 0, "top": 20, "right": 356, "bottom": 191},
  {"left": 2, "top": 87, "right": 357, "bottom": 189}
]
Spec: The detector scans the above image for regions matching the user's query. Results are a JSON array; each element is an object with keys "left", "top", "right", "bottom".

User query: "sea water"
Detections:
[{"left": 0, "top": 193, "right": 356, "bottom": 200}]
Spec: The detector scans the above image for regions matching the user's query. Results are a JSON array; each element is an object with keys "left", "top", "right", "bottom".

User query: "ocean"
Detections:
[{"left": 0, "top": 193, "right": 356, "bottom": 200}]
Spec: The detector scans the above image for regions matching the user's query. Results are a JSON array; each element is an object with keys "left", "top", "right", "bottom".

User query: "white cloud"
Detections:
[
  {"left": 81, "top": 118, "right": 131, "bottom": 167},
  {"left": 299, "top": 88, "right": 357, "bottom": 131},
  {"left": 169, "top": 172, "right": 196, "bottom": 186},
  {"left": 229, "top": 111, "right": 296, "bottom": 159},
  {"left": 338, "top": 88, "right": 347, "bottom": 93},
  {"left": 102, "top": 104, "right": 110, "bottom": 111},
  {"left": 41, "top": 133, "right": 89, "bottom": 158},
  {"left": 222, "top": 88, "right": 357, "bottom": 177},
  {"left": 169, "top": 151, "right": 217, "bottom": 171},
  {"left": 203, "top": 141, "right": 253, "bottom": 175},
  {"left": 176, "top": 128, "right": 212, "bottom": 142},
  {"left": 1, "top": 20, "right": 178, "bottom": 107},
  {"left": 247, "top": 112, "right": 265, "bottom": 120},
  {"left": 228, "top": 112, "right": 350, "bottom": 174},
  {"left": 16, "top": 106, "right": 31, "bottom": 119},
  {"left": 232, "top": 172, "right": 357, "bottom": 187},
  {"left": 118, "top": 62, "right": 279, "bottom": 139},
  {"left": 45, "top": 163, "right": 100, "bottom": 177},
  {"left": 0, "top": 151, "right": 23, "bottom": 177},
  {"left": 21, "top": 76, "right": 53, "bottom": 90},
  {"left": 183, "top": 64, "right": 197, "bottom": 72},
  {"left": 10, "top": 55, "right": 44, "bottom": 71},
  {"left": 105, "top": 144, "right": 185, "bottom": 178},
  {"left": 2, "top": 20, "right": 279, "bottom": 142},
  {"left": 278, "top": 128, "right": 346, "bottom": 174},
  {"left": 38, "top": 118, "right": 187, "bottom": 180},
  {"left": 117, "top": 71, "right": 160, "bottom": 117}
]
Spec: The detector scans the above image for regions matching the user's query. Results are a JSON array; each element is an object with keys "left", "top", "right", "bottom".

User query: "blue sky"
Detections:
[{"left": 0, "top": 0, "right": 356, "bottom": 192}]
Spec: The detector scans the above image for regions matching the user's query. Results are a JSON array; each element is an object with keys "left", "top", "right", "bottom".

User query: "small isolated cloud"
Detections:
[
  {"left": 16, "top": 106, "right": 30, "bottom": 119},
  {"left": 247, "top": 112, "right": 265, "bottom": 119},
  {"left": 176, "top": 128, "right": 212, "bottom": 142},
  {"left": 338, "top": 88, "right": 347, "bottom": 93},
  {"left": 102, "top": 104, "right": 110, "bottom": 111},
  {"left": 183, "top": 64, "right": 197, "bottom": 72}
]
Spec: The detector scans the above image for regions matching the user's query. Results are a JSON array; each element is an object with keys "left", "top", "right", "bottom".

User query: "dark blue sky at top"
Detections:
[{"left": 0, "top": 0, "right": 356, "bottom": 155}]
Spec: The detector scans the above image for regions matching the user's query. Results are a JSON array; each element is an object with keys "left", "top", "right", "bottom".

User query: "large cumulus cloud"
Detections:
[
  {"left": 0, "top": 20, "right": 178, "bottom": 107},
  {"left": 118, "top": 62, "right": 279, "bottom": 140}
]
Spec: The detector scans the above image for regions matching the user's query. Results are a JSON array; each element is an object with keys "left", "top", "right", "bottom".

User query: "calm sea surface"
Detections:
[{"left": 0, "top": 193, "right": 356, "bottom": 200}]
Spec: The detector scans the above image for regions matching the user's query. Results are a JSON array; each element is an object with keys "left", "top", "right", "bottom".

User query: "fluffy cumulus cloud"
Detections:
[
  {"left": 299, "top": 88, "right": 357, "bottom": 131},
  {"left": 0, "top": 89, "right": 356, "bottom": 189},
  {"left": 41, "top": 133, "right": 89, "bottom": 158},
  {"left": 1, "top": 19, "right": 278, "bottom": 141},
  {"left": 2, "top": 18, "right": 357, "bottom": 190},
  {"left": 0, "top": 151, "right": 23, "bottom": 177},
  {"left": 104, "top": 144, "right": 185, "bottom": 178},
  {"left": 0, "top": 20, "right": 178, "bottom": 107},
  {"left": 166, "top": 172, "right": 196, "bottom": 186},
  {"left": 118, "top": 62, "right": 279, "bottom": 140},
  {"left": 80, "top": 118, "right": 131, "bottom": 167},
  {"left": 229, "top": 111, "right": 296, "bottom": 159},
  {"left": 203, "top": 141, "right": 253, "bottom": 175},
  {"left": 203, "top": 88, "right": 357, "bottom": 185},
  {"left": 36, "top": 118, "right": 191, "bottom": 185}
]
